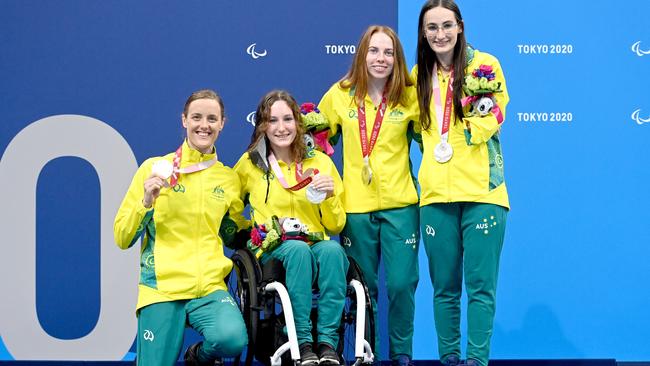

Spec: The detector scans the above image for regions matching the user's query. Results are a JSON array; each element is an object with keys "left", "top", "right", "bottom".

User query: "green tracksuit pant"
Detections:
[
  {"left": 136, "top": 289, "right": 247, "bottom": 366},
  {"left": 264, "top": 239, "right": 349, "bottom": 348},
  {"left": 420, "top": 202, "right": 507, "bottom": 366},
  {"left": 341, "top": 204, "right": 420, "bottom": 360}
]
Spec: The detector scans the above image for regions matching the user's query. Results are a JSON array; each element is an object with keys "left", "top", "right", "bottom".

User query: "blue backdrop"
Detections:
[
  {"left": 399, "top": 0, "right": 650, "bottom": 362},
  {"left": 1, "top": 0, "right": 649, "bottom": 362}
]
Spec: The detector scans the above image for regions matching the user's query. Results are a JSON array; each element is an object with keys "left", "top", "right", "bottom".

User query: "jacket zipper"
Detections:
[{"left": 195, "top": 153, "right": 204, "bottom": 296}]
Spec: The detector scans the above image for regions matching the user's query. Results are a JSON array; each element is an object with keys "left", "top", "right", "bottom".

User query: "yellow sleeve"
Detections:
[
  {"left": 408, "top": 66, "right": 425, "bottom": 152},
  {"left": 462, "top": 57, "right": 509, "bottom": 144},
  {"left": 318, "top": 155, "right": 346, "bottom": 235},
  {"left": 318, "top": 85, "right": 342, "bottom": 141},
  {"left": 233, "top": 153, "right": 251, "bottom": 199},
  {"left": 226, "top": 170, "right": 250, "bottom": 231},
  {"left": 219, "top": 165, "right": 251, "bottom": 249},
  {"left": 113, "top": 160, "right": 154, "bottom": 250},
  {"left": 231, "top": 154, "right": 253, "bottom": 227},
  {"left": 404, "top": 85, "right": 423, "bottom": 152}
]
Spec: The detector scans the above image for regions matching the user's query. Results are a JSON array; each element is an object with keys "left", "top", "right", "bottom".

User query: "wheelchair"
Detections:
[{"left": 226, "top": 247, "right": 375, "bottom": 366}]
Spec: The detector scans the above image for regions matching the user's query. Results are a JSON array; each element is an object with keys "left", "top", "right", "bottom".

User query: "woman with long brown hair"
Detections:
[
  {"left": 234, "top": 90, "right": 348, "bottom": 366},
  {"left": 414, "top": 1, "right": 510, "bottom": 365}
]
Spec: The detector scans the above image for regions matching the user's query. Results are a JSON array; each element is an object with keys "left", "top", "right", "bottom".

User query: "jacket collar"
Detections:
[{"left": 181, "top": 140, "right": 216, "bottom": 164}]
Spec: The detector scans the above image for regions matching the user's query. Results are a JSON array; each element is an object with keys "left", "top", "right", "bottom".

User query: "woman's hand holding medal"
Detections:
[
  {"left": 307, "top": 174, "right": 335, "bottom": 203},
  {"left": 143, "top": 160, "right": 172, "bottom": 208}
]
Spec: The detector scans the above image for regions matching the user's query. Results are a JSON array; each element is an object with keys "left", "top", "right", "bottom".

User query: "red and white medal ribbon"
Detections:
[
  {"left": 432, "top": 65, "right": 455, "bottom": 163},
  {"left": 358, "top": 93, "right": 387, "bottom": 184},
  {"left": 151, "top": 144, "right": 217, "bottom": 187},
  {"left": 268, "top": 153, "right": 324, "bottom": 203}
]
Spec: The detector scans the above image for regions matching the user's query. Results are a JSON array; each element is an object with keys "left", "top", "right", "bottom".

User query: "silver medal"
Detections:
[
  {"left": 151, "top": 159, "right": 174, "bottom": 179},
  {"left": 434, "top": 142, "right": 453, "bottom": 163},
  {"left": 306, "top": 185, "right": 327, "bottom": 204}
]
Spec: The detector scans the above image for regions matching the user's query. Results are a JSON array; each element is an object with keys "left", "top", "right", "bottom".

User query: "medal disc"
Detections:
[
  {"left": 151, "top": 159, "right": 173, "bottom": 179},
  {"left": 361, "top": 163, "right": 372, "bottom": 185},
  {"left": 434, "top": 142, "right": 453, "bottom": 163},
  {"left": 306, "top": 185, "right": 327, "bottom": 204}
]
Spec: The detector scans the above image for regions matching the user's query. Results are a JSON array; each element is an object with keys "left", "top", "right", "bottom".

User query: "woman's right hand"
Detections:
[
  {"left": 142, "top": 174, "right": 170, "bottom": 208},
  {"left": 310, "top": 174, "right": 336, "bottom": 198}
]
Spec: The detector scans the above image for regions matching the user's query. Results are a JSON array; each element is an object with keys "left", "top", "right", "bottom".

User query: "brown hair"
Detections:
[
  {"left": 340, "top": 25, "right": 413, "bottom": 108},
  {"left": 182, "top": 89, "right": 225, "bottom": 119},
  {"left": 416, "top": 0, "right": 467, "bottom": 130},
  {"left": 247, "top": 90, "right": 307, "bottom": 162}
]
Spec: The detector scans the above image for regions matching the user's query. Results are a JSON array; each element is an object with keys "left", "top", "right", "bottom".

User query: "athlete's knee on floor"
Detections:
[{"left": 202, "top": 322, "right": 248, "bottom": 357}]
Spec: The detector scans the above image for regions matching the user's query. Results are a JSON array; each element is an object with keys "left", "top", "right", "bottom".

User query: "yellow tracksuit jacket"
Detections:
[
  {"left": 412, "top": 49, "right": 510, "bottom": 208},
  {"left": 318, "top": 83, "right": 420, "bottom": 213},
  {"left": 233, "top": 150, "right": 345, "bottom": 239},
  {"left": 113, "top": 141, "right": 247, "bottom": 311}
]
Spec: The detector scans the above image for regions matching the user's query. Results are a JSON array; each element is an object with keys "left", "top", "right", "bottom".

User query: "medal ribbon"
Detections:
[
  {"left": 268, "top": 153, "right": 319, "bottom": 191},
  {"left": 358, "top": 93, "right": 387, "bottom": 163},
  {"left": 432, "top": 65, "right": 454, "bottom": 144},
  {"left": 170, "top": 144, "right": 218, "bottom": 187}
]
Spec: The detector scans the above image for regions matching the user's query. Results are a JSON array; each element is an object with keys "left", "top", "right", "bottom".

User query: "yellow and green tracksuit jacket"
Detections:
[
  {"left": 113, "top": 141, "right": 248, "bottom": 311},
  {"left": 318, "top": 83, "right": 420, "bottom": 213},
  {"left": 412, "top": 49, "right": 510, "bottom": 209},
  {"left": 233, "top": 150, "right": 346, "bottom": 240}
]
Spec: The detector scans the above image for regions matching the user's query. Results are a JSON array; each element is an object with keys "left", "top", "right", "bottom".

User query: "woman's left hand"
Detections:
[{"left": 309, "top": 175, "right": 335, "bottom": 198}]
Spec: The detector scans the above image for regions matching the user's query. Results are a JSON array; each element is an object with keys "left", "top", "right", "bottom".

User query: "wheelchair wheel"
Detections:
[
  {"left": 337, "top": 256, "right": 375, "bottom": 365},
  {"left": 256, "top": 308, "right": 293, "bottom": 366},
  {"left": 227, "top": 248, "right": 262, "bottom": 366}
]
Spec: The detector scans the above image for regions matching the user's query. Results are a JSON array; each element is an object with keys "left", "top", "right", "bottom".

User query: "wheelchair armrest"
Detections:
[{"left": 261, "top": 258, "right": 286, "bottom": 283}]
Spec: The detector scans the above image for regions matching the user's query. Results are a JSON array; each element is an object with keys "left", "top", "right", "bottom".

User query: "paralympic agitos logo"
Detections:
[
  {"left": 630, "top": 42, "right": 649, "bottom": 124},
  {"left": 246, "top": 111, "right": 256, "bottom": 126},
  {"left": 631, "top": 109, "right": 650, "bottom": 125},
  {"left": 631, "top": 41, "right": 650, "bottom": 56},
  {"left": 247, "top": 43, "right": 267, "bottom": 59}
]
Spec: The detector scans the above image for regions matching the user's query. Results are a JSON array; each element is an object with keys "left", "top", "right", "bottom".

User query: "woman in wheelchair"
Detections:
[
  {"left": 233, "top": 90, "right": 349, "bottom": 366},
  {"left": 113, "top": 89, "right": 248, "bottom": 366}
]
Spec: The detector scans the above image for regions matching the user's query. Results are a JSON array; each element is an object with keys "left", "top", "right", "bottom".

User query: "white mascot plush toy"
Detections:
[
  {"left": 473, "top": 96, "right": 494, "bottom": 116},
  {"left": 281, "top": 217, "right": 308, "bottom": 235}
]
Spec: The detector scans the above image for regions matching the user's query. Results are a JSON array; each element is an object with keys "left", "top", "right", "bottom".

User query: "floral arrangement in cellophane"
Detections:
[{"left": 462, "top": 64, "right": 504, "bottom": 123}]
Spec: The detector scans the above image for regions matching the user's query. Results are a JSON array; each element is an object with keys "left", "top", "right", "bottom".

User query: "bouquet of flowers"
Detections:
[
  {"left": 462, "top": 65, "right": 504, "bottom": 123},
  {"left": 249, "top": 216, "right": 324, "bottom": 258},
  {"left": 249, "top": 216, "right": 284, "bottom": 258},
  {"left": 300, "top": 102, "right": 334, "bottom": 156}
]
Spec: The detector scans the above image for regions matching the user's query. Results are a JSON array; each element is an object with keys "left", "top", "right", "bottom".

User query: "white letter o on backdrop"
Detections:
[{"left": 0, "top": 115, "right": 138, "bottom": 360}]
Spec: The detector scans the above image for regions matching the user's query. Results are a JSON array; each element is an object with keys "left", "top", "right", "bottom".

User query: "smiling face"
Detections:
[
  {"left": 423, "top": 6, "right": 462, "bottom": 62},
  {"left": 182, "top": 98, "right": 224, "bottom": 154},
  {"left": 265, "top": 100, "right": 297, "bottom": 155},
  {"left": 365, "top": 31, "right": 395, "bottom": 83}
]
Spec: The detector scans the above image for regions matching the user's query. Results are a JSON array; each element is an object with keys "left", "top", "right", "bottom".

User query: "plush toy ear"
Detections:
[{"left": 248, "top": 135, "right": 269, "bottom": 172}]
